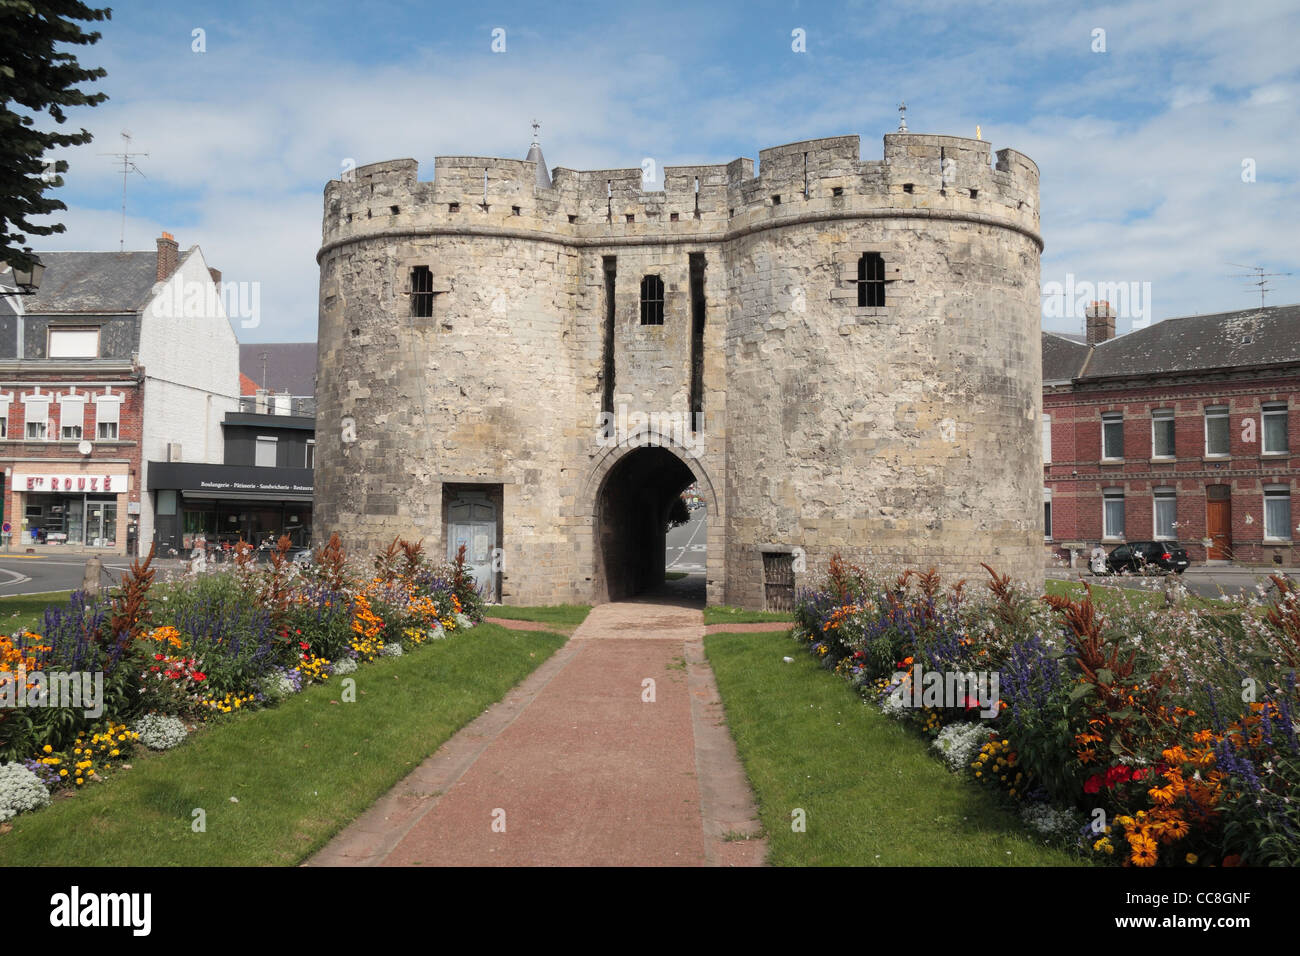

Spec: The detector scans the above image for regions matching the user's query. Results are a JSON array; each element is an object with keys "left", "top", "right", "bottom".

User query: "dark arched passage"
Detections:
[{"left": 594, "top": 445, "right": 698, "bottom": 602}]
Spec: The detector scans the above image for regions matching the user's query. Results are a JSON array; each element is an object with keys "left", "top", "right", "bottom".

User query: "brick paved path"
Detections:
[{"left": 307, "top": 601, "right": 765, "bottom": 867}]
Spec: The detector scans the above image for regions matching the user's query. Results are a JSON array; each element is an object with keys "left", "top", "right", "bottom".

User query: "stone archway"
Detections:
[{"left": 585, "top": 440, "right": 716, "bottom": 603}]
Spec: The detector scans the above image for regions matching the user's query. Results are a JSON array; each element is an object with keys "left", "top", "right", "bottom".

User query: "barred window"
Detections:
[
  {"left": 857, "top": 252, "right": 885, "bottom": 307},
  {"left": 410, "top": 265, "right": 434, "bottom": 318},
  {"left": 640, "top": 275, "right": 664, "bottom": 325}
]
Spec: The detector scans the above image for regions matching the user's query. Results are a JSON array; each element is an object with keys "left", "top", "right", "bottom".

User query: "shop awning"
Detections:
[{"left": 182, "top": 490, "right": 313, "bottom": 503}]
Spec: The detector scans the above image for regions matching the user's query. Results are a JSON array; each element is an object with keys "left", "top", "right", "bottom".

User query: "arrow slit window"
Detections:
[
  {"left": 410, "top": 266, "right": 434, "bottom": 318},
  {"left": 640, "top": 275, "right": 664, "bottom": 325}
]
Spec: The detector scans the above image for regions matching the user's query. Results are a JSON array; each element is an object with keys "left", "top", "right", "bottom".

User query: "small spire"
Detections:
[
  {"left": 976, "top": 124, "right": 981, "bottom": 140},
  {"left": 530, "top": 118, "right": 540, "bottom": 148},
  {"left": 525, "top": 119, "right": 552, "bottom": 190},
  {"left": 897, "top": 101, "right": 908, "bottom": 133}
]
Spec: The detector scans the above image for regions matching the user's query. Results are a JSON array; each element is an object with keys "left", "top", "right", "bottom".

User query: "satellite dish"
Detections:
[{"left": 78, "top": 440, "right": 93, "bottom": 455}]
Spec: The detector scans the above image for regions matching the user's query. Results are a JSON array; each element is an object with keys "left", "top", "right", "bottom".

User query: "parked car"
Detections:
[{"left": 1104, "top": 541, "right": 1190, "bottom": 575}]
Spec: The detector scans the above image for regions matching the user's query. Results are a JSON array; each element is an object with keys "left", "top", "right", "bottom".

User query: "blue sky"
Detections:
[{"left": 25, "top": 0, "right": 1300, "bottom": 343}]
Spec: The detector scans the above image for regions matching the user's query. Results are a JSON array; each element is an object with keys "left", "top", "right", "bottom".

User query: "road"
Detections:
[
  {"left": 666, "top": 509, "right": 707, "bottom": 573},
  {"left": 0, "top": 554, "right": 190, "bottom": 597},
  {"left": 1047, "top": 567, "right": 1295, "bottom": 601}
]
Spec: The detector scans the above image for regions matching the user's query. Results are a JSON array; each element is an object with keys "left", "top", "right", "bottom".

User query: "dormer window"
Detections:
[{"left": 48, "top": 327, "right": 99, "bottom": 359}]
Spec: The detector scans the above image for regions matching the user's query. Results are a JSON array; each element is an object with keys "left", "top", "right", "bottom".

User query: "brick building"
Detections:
[
  {"left": 1043, "top": 302, "right": 1299, "bottom": 568},
  {"left": 0, "top": 234, "right": 239, "bottom": 555}
]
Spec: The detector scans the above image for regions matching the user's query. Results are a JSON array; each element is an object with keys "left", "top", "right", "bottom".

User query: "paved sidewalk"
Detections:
[{"left": 308, "top": 601, "right": 765, "bottom": 867}]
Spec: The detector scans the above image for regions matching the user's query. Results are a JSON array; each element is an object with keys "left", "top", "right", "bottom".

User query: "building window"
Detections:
[
  {"left": 640, "top": 275, "right": 664, "bottom": 325},
  {"left": 1264, "top": 485, "right": 1292, "bottom": 541},
  {"left": 1151, "top": 409, "right": 1175, "bottom": 458},
  {"left": 255, "top": 436, "right": 278, "bottom": 467},
  {"left": 410, "top": 265, "right": 434, "bottom": 318},
  {"left": 94, "top": 397, "right": 121, "bottom": 440},
  {"left": 59, "top": 398, "right": 85, "bottom": 440},
  {"left": 47, "top": 327, "right": 99, "bottom": 359},
  {"left": 1042, "top": 414, "right": 1052, "bottom": 464},
  {"left": 857, "top": 252, "right": 885, "bottom": 307},
  {"left": 1204, "top": 405, "right": 1229, "bottom": 456},
  {"left": 23, "top": 400, "right": 49, "bottom": 440},
  {"left": 1103, "top": 488, "right": 1125, "bottom": 539},
  {"left": 0, "top": 415, "right": 6, "bottom": 439},
  {"left": 1262, "top": 403, "right": 1289, "bottom": 454},
  {"left": 305, "top": 439, "right": 315, "bottom": 468},
  {"left": 1102, "top": 412, "right": 1123, "bottom": 460},
  {"left": 1043, "top": 488, "right": 1052, "bottom": 539},
  {"left": 1153, "top": 487, "right": 1177, "bottom": 539}
]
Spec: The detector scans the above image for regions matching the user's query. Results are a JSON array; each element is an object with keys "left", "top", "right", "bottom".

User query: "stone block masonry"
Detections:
[{"left": 316, "top": 131, "right": 1044, "bottom": 607}]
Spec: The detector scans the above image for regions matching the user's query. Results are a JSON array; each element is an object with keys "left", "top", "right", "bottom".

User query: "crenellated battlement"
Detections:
[{"left": 319, "top": 131, "right": 1040, "bottom": 255}]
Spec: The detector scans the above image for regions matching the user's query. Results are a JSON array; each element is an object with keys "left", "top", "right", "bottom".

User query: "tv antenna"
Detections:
[
  {"left": 99, "top": 130, "right": 149, "bottom": 251},
  {"left": 1227, "top": 263, "right": 1292, "bottom": 308}
]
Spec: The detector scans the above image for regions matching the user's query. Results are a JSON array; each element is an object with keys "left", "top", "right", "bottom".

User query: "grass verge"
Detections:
[
  {"left": 1044, "top": 577, "right": 1230, "bottom": 613},
  {"left": 0, "top": 622, "right": 566, "bottom": 866},
  {"left": 481, "top": 604, "right": 591, "bottom": 631},
  {"left": 704, "top": 630, "right": 1087, "bottom": 866},
  {"left": 0, "top": 591, "right": 74, "bottom": 634},
  {"left": 703, "top": 605, "right": 793, "bottom": 625}
]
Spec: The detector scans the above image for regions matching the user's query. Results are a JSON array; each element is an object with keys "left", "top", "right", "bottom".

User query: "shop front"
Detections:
[
  {"left": 148, "top": 461, "right": 312, "bottom": 555},
  {"left": 7, "top": 470, "right": 131, "bottom": 553}
]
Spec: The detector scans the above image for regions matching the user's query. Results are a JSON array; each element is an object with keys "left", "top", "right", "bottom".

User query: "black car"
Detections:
[{"left": 1105, "top": 541, "right": 1190, "bottom": 575}]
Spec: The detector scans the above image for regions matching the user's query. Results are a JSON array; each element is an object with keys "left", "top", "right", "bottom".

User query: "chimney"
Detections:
[
  {"left": 156, "top": 232, "right": 179, "bottom": 282},
  {"left": 208, "top": 267, "right": 222, "bottom": 286},
  {"left": 1085, "top": 300, "right": 1116, "bottom": 345}
]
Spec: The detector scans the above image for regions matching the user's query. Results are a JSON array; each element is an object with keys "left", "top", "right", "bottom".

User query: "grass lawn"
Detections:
[
  {"left": 0, "top": 591, "right": 73, "bottom": 634},
  {"left": 0, "top": 622, "right": 566, "bottom": 866},
  {"left": 703, "top": 604, "right": 794, "bottom": 626},
  {"left": 481, "top": 604, "right": 590, "bottom": 632},
  {"left": 704, "top": 630, "right": 1088, "bottom": 866}
]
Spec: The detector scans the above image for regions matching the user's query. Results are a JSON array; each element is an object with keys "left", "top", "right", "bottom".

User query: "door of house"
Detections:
[
  {"left": 1206, "top": 489, "right": 1231, "bottom": 560},
  {"left": 447, "top": 495, "right": 497, "bottom": 602}
]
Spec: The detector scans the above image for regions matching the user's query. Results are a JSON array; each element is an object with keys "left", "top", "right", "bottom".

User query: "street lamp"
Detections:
[{"left": 7, "top": 253, "right": 46, "bottom": 295}]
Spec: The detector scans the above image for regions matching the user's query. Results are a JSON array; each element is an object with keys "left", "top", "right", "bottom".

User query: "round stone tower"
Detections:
[{"left": 315, "top": 129, "right": 1043, "bottom": 607}]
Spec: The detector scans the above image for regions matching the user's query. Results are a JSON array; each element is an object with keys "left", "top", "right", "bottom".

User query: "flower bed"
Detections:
[
  {"left": 792, "top": 557, "right": 1300, "bottom": 866},
  {"left": 0, "top": 535, "right": 485, "bottom": 822}
]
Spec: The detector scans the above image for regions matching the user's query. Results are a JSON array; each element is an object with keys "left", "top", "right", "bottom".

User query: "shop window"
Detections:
[{"left": 305, "top": 439, "right": 316, "bottom": 468}]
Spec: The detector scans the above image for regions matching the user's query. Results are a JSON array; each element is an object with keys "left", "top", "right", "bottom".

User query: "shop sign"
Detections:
[{"left": 20, "top": 475, "right": 123, "bottom": 493}]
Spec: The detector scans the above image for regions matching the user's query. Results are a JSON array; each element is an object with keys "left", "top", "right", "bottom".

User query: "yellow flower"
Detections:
[
  {"left": 42, "top": 744, "right": 52, "bottom": 754},
  {"left": 1185, "top": 853, "right": 1198, "bottom": 864}
]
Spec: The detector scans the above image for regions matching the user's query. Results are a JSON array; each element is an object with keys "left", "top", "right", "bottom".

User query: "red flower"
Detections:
[
  {"left": 154, "top": 653, "right": 165, "bottom": 661},
  {"left": 1083, "top": 774, "right": 1104, "bottom": 794},
  {"left": 299, "top": 641, "right": 309, "bottom": 650},
  {"left": 193, "top": 672, "right": 206, "bottom": 681}
]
